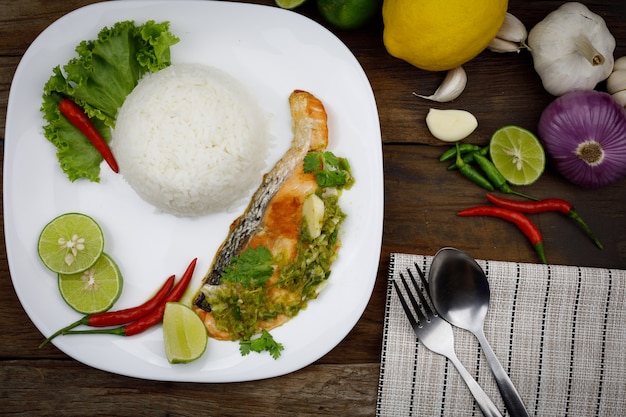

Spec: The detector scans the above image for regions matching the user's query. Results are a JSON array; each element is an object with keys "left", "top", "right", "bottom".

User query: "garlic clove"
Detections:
[
  {"left": 488, "top": 12, "right": 528, "bottom": 53},
  {"left": 488, "top": 37, "right": 525, "bottom": 54},
  {"left": 612, "top": 90, "right": 626, "bottom": 109},
  {"left": 414, "top": 66, "right": 467, "bottom": 103},
  {"left": 607, "top": 70, "right": 626, "bottom": 94},
  {"left": 302, "top": 193, "right": 325, "bottom": 239},
  {"left": 499, "top": 13, "right": 528, "bottom": 43},
  {"left": 614, "top": 56, "right": 626, "bottom": 71},
  {"left": 425, "top": 108, "right": 478, "bottom": 142}
]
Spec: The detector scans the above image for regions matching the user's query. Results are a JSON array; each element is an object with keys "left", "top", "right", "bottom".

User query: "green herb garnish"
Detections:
[
  {"left": 304, "top": 151, "right": 354, "bottom": 189},
  {"left": 41, "top": 20, "right": 180, "bottom": 182},
  {"left": 207, "top": 196, "right": 347, "bottom": 360},
  {"left": 221, "top": 246, "right": 274, "bottom": 289},
  {"left": 239, "top": 329, "right": 285, "bottom": 359}
]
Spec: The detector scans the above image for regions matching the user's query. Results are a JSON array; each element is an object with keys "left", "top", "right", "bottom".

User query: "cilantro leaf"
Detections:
[
  {"left": 239, "top": 329, "right": 284, "bottom": 359},
  {"left": 222, "top": 246, "right": 274, "bottom": 288},
  {"left": 303, "top": 152, "right": 323, "bottom": 174},
  {"left": 303, "top": 151, "right": 354, "bottom": 189},
  {"left": 315, "top": 170, "right": 349, "bottom": 189},
  {"left": 322, "top": 151, "right": 340, "bottom": 168}
]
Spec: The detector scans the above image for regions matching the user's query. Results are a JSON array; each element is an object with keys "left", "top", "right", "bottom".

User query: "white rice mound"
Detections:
[{"left": 112, "top": 64, "right": 270, "bottom": 217}]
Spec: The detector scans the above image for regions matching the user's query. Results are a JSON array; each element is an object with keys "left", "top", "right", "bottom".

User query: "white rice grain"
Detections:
[{"left": 112, "top": 64, "right": 270, "bottom": 217}]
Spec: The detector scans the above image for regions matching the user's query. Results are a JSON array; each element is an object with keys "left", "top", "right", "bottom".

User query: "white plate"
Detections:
[{"left": 4, "top": 0, "right": 383, "bottom": 382}]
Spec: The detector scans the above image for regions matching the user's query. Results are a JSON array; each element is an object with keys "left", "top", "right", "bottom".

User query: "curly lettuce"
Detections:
[{"left": 41, "top": 20, "right": 179, "bottom": 182}]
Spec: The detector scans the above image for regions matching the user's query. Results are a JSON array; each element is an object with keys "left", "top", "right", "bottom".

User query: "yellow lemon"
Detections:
[{"left": 382, "top": 0, "right": 508, "bottom": 71}]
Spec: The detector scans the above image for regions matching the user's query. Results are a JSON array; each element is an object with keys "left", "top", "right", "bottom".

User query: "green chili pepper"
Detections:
[
  {"left": 439, "top": 143, "right": 481, "bottom": 162},
  {"left": 447, "top": 146, "right": 489, "bottom": 170},
  {"left": 455, "top": 143, "right": 494, "bottom": 191},
  {"left": 473, "top": 153, "right": 537, "bottom": 200}
]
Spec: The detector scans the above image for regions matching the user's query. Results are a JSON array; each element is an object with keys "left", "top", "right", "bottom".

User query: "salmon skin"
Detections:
[{"left": 193, "top": 90, "right": 329, "bottom": 312}]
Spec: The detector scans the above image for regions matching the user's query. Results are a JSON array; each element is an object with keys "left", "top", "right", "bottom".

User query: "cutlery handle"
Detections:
[
  {"left": 477, "top": 331, "right": 530, "bottom": 417},
  {"left": 447, "top": 352, "right": 503, "bottom": 417}
]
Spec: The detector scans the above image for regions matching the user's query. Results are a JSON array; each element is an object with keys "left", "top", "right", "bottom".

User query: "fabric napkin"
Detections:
[{"left": 376, "top": 253, "right": 626, "bottom": 417}]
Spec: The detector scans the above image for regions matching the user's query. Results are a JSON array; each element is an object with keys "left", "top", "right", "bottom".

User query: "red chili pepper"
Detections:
[
  {"left": 39, "top": 274, "right": 176, "bottom": 348},
  {"left": 62, "top": 258, "right": 198, "bottom": 337},
  {"left": 123, "top": 258, "right": 197, "bottom": 336},
  {"left": 458, "top": 206, "right": 547, "bottom": 264},
  {"left": 58, "top": 98, "right": 119, "bottom": 173},
  {"left": 87, "top": 275, "right": 175, "bottom": 327},
  {"left": 485, "top": 193, "right": 603, "bottom": 249}
]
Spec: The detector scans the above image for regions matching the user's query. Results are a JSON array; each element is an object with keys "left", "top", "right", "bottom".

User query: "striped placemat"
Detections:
[{"left": 376, "top": 253, "right": 626, "bottom": 416}]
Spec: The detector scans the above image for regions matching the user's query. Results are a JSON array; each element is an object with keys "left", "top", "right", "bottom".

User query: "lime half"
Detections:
[
  {"left": 275, "top": 0, "right": 307, "bottom": 9},
  {"left": 38, "top": 213, "right": 104, "bottom": 275},
  {"left": 489, "top": 126, "right": 546, "bottom": 186},
  {"left": 58, "top": 253, "right": 123, "bottom": 314},
  {"left": 163, "top": 302, "right": 208, "bottom": 364}
]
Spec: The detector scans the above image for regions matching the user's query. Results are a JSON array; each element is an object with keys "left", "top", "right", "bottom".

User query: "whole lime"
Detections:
[
  {"left": 275, "top": 0, "right": 307, "bottom": 9},
  {"left": 317, "top": 0, "right": 380, "bottom": 30}
]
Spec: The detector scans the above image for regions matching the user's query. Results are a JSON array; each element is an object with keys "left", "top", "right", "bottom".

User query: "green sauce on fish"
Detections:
[{"left": 205, "top": 193, "right": 346, "bottom": 341}]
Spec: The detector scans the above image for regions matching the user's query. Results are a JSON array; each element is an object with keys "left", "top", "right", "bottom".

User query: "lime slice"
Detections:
[
  {"left": 275, "top": 0, "right": 307, "bottom": 9},
  {"left": 163, "top": 302, "right": 208, "bottom": 364},
  {"left": 58, "top": 253, "right": 123, "bottom": 314},
  {"left": 38, "top": 213, "right": 105, "bottom": 274},
  {"left": 489, "top": 126, "right": 546, "bottom": 186}
]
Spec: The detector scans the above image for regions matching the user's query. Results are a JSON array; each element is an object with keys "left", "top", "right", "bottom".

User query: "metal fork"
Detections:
[{"left": 393, "top": 264, "right": 503, "bottom": 417}]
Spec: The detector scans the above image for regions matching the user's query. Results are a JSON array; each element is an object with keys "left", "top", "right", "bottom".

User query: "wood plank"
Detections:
[
  {"left": 0, "top": 360, "right": 379, "bottom": 416},
  {"left": 381, "top": 144, "right": 626, "bottom": 269}
]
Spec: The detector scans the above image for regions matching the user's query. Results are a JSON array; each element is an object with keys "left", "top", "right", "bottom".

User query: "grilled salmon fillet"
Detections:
[{"left": 193, "top": 90, "right": 349, "bottom": 342}]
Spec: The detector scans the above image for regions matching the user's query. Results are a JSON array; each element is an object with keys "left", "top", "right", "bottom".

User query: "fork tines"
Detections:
[{"left": 392, "top": 263, "right": 436, "bottom": 327}]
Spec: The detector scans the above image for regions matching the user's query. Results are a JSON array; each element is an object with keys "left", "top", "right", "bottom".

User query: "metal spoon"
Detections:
[{"left": 428, "top": 247, "right": 530, "bottom": 417}]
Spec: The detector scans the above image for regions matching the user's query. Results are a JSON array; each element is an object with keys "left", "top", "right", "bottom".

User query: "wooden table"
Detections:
[{"left": 2, "top": 1, "right": 625, "bottom": 415}]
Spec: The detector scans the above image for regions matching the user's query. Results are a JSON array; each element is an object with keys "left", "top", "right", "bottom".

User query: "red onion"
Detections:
[{"left": 538, "top": 90, "right": 626, "bottom": 188}]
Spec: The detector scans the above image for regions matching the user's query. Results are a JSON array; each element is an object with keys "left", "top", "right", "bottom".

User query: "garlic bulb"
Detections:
[
  {"left": 527, "top": 2, "right": 615, "bottom": 96},
  {"left": 607, "top": 56, "right": 626, "bottom": 108},
  {"left": 413, "top": 66, "right": 467, "bottom": 103},
  {"left": 488, "top": 12, "right": 528, "bottom": 53}
]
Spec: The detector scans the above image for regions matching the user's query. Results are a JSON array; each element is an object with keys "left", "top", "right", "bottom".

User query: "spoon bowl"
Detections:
[
  {"left": 428, "top": 249, "right": 489, "bottom": 333},
  {"left": 429, "top": 247, "right": 529, "bottom": 417}
]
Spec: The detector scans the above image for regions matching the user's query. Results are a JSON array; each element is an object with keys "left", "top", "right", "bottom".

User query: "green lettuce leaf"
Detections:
[
  {"left": 41, "top": 20, "right": 179, "bottom": 181},
  {"left": 42, "top": 91, "right": 111, "bottom": 182}
]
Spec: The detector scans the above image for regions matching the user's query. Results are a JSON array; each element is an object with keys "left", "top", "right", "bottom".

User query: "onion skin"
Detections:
[{"left": 538, "top": 90, "right": 626, "bottom": 188}]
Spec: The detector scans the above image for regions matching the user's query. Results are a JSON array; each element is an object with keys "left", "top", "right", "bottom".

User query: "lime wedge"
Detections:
[
  {"left": 489, "top": 126, "right": 546, "bottom": 186},
  {"left": 58, "top": 253, "right": 123, "bottom": 314},
  {"left": 163, "top": 302, "right": 208, "bottom": 364},
  {"left": 275, "top": 0, "right": 307, "bottom": 9},
  {"left": 38, "top": 213, "right": 105, "bottom": 275}
]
